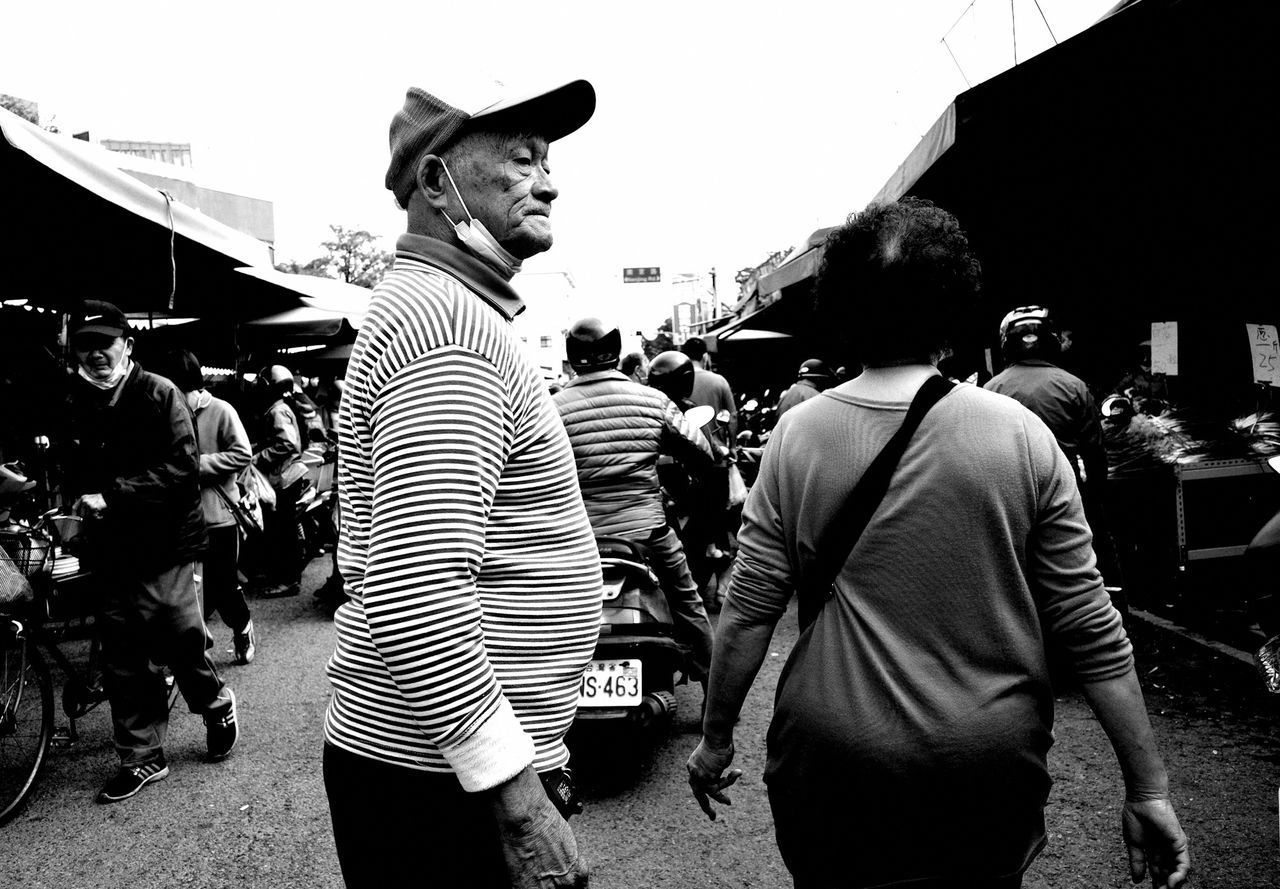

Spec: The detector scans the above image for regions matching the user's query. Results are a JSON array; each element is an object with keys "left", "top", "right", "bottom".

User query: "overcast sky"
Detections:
[{"left": 3, "top": 0, "right": 1114, "bottom": 332}]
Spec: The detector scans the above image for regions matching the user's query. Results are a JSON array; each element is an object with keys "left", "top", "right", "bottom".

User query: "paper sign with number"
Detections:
[
  {"left": 1150, "top": 322, "right": 1178, "bottom": 376},
  {"left": 1246, "top": 323, "right": 1280, "bottom": 386}
]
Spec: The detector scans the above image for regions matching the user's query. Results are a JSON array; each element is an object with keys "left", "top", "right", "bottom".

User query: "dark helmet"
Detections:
[
  {"left": 999, "top": 305, "right": 1060, "bottom": 360},
  {"left": 565, "top": 317, "right": 622, "bottom": 373},
  {"left": 647, "top": 350, "right": 695, "bottom": 403},
  {"left": 258, "top": 364, "right": 296, "bottom": 397},
  {"left": 797, "top": 358, "right": 832, "bottom": 381}
]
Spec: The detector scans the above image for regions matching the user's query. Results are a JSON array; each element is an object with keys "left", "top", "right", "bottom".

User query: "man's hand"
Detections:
[
  {"left": 687, "top": 737, "right": 742, "bottom": 821},
  {"left": 1122, "top": 797, "right": 1191, "bottom": 888},
  {"left": 491, "top": 766, "right": 588, "bottom": 888},
  {"left": 75, "top": 493, "right": 108, "bottom": 520}
]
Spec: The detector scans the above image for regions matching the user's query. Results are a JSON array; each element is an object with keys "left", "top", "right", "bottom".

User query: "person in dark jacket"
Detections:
[
  {"left": 253, "top": 365, "right": 305, "bottom": 597},
  {"left": 554, "top": 318, "right": 716, "bottom": 686},
  {"left": 65, "top": 301, "right": 238, "bottom": 804},
  {"left": 776, "top": 359, "right": 834, "bottom": 419},
  {"left": 984, "top": 306, "right": 1117, "bottom": 587}
]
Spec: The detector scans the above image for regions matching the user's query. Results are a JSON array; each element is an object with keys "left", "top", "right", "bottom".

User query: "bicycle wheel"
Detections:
[{"left": 0, "top": 639, "right": 54, "bottom": 824}]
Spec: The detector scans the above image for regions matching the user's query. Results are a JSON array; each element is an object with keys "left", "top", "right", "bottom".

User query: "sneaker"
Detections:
[
  {"left": 204, "top": 689, "right": 239, "bottom": 762},
  {"left": 233, "top": 620, "right": 256, "bottom": 666},
  {"left": 260, "top": 581, "right": 300, "bottom": 598},
  {"left": 96, "top": 756, "right": 169, "bottom": 804}
]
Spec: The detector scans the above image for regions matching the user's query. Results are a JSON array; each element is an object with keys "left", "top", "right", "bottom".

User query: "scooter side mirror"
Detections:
[
  {"left": 684, "top": 405, "right": 715, "bottom": 428},
  {"left": 742, "top": 399, "right": 759, "bottom": 412}
]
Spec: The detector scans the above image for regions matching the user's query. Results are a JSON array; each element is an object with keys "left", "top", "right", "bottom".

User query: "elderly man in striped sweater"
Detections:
[{"left": 323, "top": 81, "right": 600, "bottom": 889}]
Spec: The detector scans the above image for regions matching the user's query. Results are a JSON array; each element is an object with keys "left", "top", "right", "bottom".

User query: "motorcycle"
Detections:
[
  {"left": 573, "top": 405, "right": 719, "bottom": 737},
  {"left": 295, "top": 433, "right": 338, "bottom": 562},
  {"left": 574, "top": 535, "right": 689, "bottom": 731}
]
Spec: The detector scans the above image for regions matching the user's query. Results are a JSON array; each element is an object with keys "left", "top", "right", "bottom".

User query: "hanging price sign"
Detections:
[
  {"left": 1150, "top": 321, "right": 1178, "bottom": 375},
  {"left": 1245, "top": 323, "right": 1280, "bottom": 386}
]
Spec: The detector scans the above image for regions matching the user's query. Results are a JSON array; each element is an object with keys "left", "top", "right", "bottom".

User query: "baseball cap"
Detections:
[
  {"left": 70, "top": 300, "right": 129, "bottom": 338},
  {"left": 386, "top": 79, "right": 596, "bottom": 208}
]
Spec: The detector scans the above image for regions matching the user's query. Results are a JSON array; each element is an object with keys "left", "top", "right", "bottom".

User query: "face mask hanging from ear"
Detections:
[
  {"left": 78, "top": 351, "right": 132, "bottom": 390},
  {"left": 438, "top": 160, "right": 523, "bottom": 280}
]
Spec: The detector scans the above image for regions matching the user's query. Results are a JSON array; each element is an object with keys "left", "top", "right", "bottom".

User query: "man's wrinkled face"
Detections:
[
  {"left": 451, "top": 134, "right": 559, "bottom": 259},
  {"left": 73, "top": 333, "right": 131, "bottom": 380}
]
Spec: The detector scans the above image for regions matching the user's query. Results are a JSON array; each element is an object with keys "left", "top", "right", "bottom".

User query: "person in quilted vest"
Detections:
[{"left": 553, "top": 317, "right": 716, "bottom": 686}]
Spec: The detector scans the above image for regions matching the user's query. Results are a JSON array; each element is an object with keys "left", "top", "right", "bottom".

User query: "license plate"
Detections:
[{"left": 578, "top": 659, "right": 642, "bottom": 707}]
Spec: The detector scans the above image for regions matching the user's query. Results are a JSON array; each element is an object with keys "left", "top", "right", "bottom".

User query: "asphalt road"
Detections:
[{"left": 3, "top": 557, "right": 1278, "bottom": 888}]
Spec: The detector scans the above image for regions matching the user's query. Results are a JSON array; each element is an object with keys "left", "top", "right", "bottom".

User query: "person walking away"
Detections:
[
  {"left": 687, "top": 200, "right": 1189, "bottom": 889},
  {"left": 323, "top": 79, "right": 600, "bottom": 889},
  {"left": 554, "top": 318, "right": 716, "bottom": 693},
  {"left": 620, "top": 350, "right": 649, "bottom": 385},
  {"left": 680, "top": 336, "right": 736, "bottom": 448},
  {"left": 775, "top": 358, "right": 834, "bottom": 419},
  {"left": 984, "top": 306, "right": 1119, "bottom": 590},
  {"left": 167, "top": 350, "right": 257, "bottom": 665},
  {"left": 64, "top": 301, "right": 238, "bottom": 804},
  {"left": 252, "top": 365, "right": 305, "bottom": 597}
]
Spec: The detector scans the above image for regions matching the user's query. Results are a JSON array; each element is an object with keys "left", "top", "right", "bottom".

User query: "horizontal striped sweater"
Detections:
[{"left": 324, "top": 234, "right": 602, "bottom": 791}]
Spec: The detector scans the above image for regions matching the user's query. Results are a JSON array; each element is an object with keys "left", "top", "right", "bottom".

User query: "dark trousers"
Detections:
[
  {"left": 1247, "top": 507, "right": 1280, "bottom": 636},
  {"left": 263, "top": 480, "right": 303, "bottom": 585},
  {"left": 323, "top": 743, "right": 510, "bottom": 889},
  {"left": 639, "top": 526, "right": 714, "bottom": 681},
  {"left": 98, "top": 561, "right": 230, "bottom": 765},
  {"left": 769, "top": 786, "right": 1027, "bottom": 889},
  {"left": 203, "top": 524, "right": 250, "bottom": 632}
]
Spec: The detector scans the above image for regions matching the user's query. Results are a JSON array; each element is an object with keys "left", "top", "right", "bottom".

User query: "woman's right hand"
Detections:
[{"left": 687, "top": 737, "right": 742, "bottom": 821}]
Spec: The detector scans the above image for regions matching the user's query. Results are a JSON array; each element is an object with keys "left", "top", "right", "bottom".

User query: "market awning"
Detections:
[
  {"left": 870, "top": 103, "right": 956, "bottom": 205},
  {"left": 716, "top": 296, "right": 807, "bottom": 344},
  {"left": 755, "top": 226, "right": 838, "bottom": 297},
  {"left": 0, "top": 106, "right": 293, "bottom": 320},
  {"left": 235, "top": 267, "right": 369, "bottom": 328}
]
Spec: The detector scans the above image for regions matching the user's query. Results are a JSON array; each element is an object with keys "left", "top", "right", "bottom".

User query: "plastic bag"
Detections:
[
  {"left": 0, "top": 542, "right": 34, "bottom": 605},
  {"left": 244, "top": 464, "right": 277, "bottom": 510}
]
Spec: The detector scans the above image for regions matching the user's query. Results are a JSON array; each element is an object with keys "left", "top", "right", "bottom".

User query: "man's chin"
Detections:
[{"left": 505, "top": 230, "right": 554, "bottom": 260}]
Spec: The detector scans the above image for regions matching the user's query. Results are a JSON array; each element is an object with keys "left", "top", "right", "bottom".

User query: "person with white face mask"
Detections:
[
  {"left": 323, "top": 81, "right": 598, "bottom": 889},
  {"left": 64, "top": 300, "right": 239, "bottom": 805}
]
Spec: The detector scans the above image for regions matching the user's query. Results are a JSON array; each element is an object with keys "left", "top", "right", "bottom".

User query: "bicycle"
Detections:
[{"left": 0, "top": 509, "right": 177, "bottom": 824}]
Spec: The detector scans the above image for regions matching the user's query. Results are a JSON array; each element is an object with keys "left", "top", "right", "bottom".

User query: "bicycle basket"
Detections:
[{"left": 0, "top": 531, "right": 52, "bottom": 606}]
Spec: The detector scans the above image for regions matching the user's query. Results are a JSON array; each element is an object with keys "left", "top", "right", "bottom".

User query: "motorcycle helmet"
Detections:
[
  {"left": 798, "top": 358, "right": 833, "bottom": 381},
  {"left": 647, "top": 350, "right": 695, "bottom": 403},
  {"left": 998, "top": 305, "right": 1060, "bottom": 360},
  {"left": 258, "top": 364, "right": 296, "bottom": 398},
  {"left": 565, "top": 317, "right": 622, "bottom": 374}
]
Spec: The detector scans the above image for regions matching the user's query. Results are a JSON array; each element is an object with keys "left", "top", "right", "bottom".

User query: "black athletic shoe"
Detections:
[
  {"left": 205, "top": 689, "right": 239, "bottom": 762},
  {"left": 96, "top": 756, "right": 169, "bottom": 804},
  {"left": 232, "top": 620, "right": 256, "bottom": 666}
]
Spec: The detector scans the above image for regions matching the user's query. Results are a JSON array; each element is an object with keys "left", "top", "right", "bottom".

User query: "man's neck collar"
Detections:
[
  {"left": 395, "top": 233, "right": 526, "bottom": 320},
  {"left": 565, "top": 369, "right": 628, "bottom": 387}
]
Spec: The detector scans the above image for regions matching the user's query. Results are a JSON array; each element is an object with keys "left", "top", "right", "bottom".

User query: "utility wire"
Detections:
[
  {"left": 1032, "top": 0, "right": 1058, "bottom": 43},
  {"left": 942, "top": 36, "right": 973, "bottom": 87},
  {"left": 1011, "top": 0, "right": 1019, "bottom": 65}
]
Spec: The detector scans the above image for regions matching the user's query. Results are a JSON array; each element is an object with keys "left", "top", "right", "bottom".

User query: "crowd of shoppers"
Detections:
[{"left": 15, "top": 74, "right": 1195, "bottom": 889}]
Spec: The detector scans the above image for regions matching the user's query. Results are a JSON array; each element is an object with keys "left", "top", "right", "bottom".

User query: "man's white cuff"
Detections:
[{"left": 441, "top": 698, "right": 535, "bottom": 792}]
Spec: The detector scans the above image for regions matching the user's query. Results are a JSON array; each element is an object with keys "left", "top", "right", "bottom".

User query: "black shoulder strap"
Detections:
[{"left": 798, "top": 375, "right": 956, "bottom": 630}]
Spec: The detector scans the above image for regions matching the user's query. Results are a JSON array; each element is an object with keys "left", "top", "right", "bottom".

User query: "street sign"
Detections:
[{"left": 623, "top": 267, "right": 661, "bottom": 283}]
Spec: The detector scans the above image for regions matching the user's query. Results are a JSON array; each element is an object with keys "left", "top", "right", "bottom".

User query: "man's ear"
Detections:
[
  {"left": 123, "top": 337, "right": 135, "bottom": 356},
  {"left": 415, "top": 154, "right": 450, "bottom": 211}
]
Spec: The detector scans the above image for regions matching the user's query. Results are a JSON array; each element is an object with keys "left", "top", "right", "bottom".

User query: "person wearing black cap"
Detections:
[
  {"left": 64, "top": 300, "right": 238, "bottom": 804},
  {"left": 776, "top": 358, "right": 835, "bottom": 419},
  {"left": 322, "top": 81, "right": 597, "bottom": 889}
]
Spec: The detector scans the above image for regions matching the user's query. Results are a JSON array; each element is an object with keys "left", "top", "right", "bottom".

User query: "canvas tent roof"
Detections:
[{"left": 0, "top": 107, "right": 297, "bottom": 320}]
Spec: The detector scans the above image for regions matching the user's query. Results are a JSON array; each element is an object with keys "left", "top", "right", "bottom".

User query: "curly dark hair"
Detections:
[{"left": 812, "top": 198, "right": 981, "bottom": 368}]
